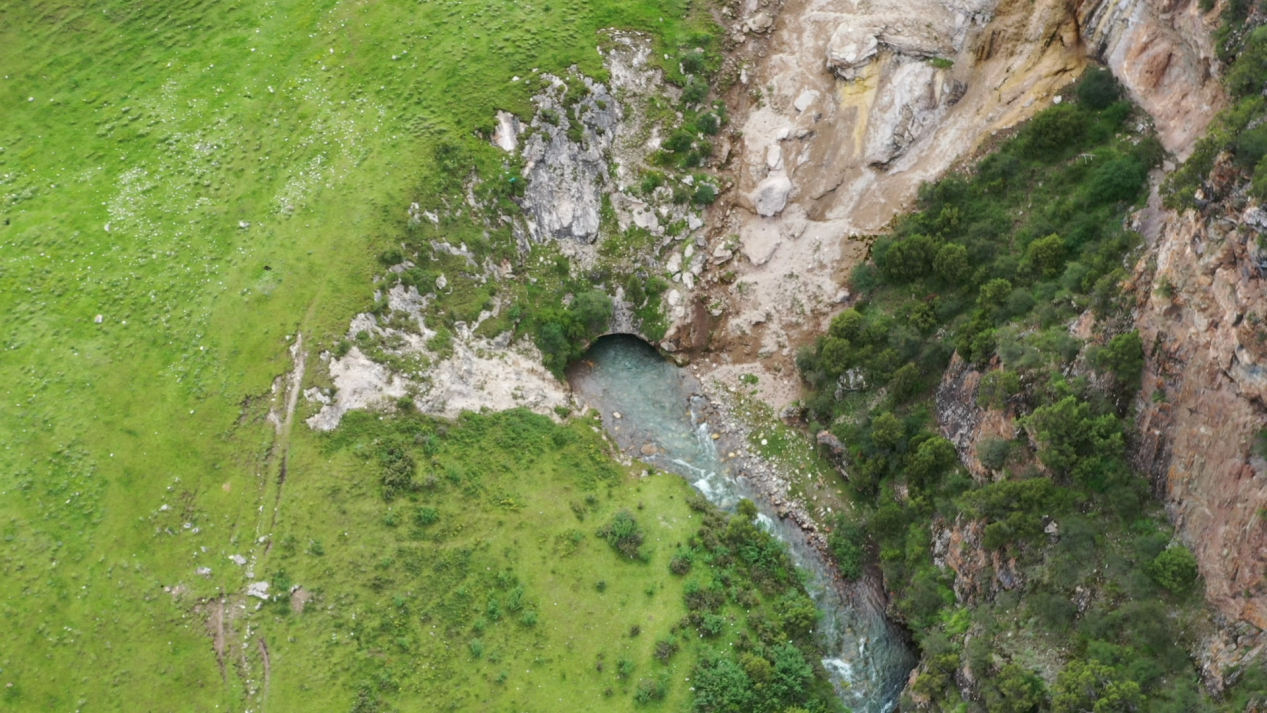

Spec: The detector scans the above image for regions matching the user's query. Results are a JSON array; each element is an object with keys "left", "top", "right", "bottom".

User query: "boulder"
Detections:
[{"left": 752, "top": 173, "right": 792, "bottom": 217}]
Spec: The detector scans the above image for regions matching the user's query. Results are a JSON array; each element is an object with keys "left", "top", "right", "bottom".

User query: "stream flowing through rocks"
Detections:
[{"left": 567, "top": 335, "right": 914, "bottom": 712}]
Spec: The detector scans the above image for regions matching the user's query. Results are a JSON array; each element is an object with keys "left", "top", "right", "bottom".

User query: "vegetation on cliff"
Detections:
[{"left": 801, "top": 69, "right": 1267, "bottom": 710}]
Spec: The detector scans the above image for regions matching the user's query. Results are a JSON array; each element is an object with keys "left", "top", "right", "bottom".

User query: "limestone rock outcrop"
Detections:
[{"left": 521, "top": 75, "right": 619, "bottom": 243}]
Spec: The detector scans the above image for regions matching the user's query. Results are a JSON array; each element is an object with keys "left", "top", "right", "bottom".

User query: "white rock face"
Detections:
[
  {"left": 863, "top": 60, "right": 962, "bottom": 166},
  {"left": 520, "top": 76, "right": 620, "bottom": 243},
  {"left": 307, "top": 294, "right": 569, "bottom": 431},
  {"left": 826, "top": 22, "right": 949, "bottom": 80},
  {"left": 745, "top": 11, "right": 774, "bottom": 33},
  {"left": 752, "top": 174, "right": 793, "bottom": 217},
  {"left": 491, "top": 110, "right": 522, "bottom": 152},
  {"left": 306, "top": 346, "right": 411, "bottom": 432}
]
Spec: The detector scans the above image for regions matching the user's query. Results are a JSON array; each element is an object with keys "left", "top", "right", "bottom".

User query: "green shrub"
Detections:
[
  {"left": 1077, "top": 67, "right": 1122, "bottom": 110},
  {"left": 1024, "top": 395, "right": 1124, "bottom": 488},
  {"left": 1029, "top": 590, "right": 1077, "bottom": 631},
  {"left": 1089, "top": 157, "right": 1147, "bottom": 205},
  {"left": 379, "top": 446, "right": 417, "bottom": 501},
  {"left": 663, "top": 128, "right": 694, "bottom": 153},
  {"left": 699, "top": 612, "right": 725, "bottom": 637},
  {"left": 1025, "top": 233, "right": 1066, "bottom": 277},
  {"left": 978, "top": 278, "right": 1013, "bottom": 307},
  {"left": 669, "top": 549, "right": 693, "bottom": 575},
  {"left": 907, "top": 437, "right": 957, "bottom": 491},
  {"left": 633, "top": 677, "right": 667, "bottom": 704},
  {"left": 888, "top": 363, "right": 921, "bottom": 403},
  {"left": 571, "top": 289, "right": 613, "bottom": 334},
  {"left": 985, "top": 663, "right": 1048, "bottom": 713},
  {"left": 1020, "top": 104, "right": 1088, "bottom": 161},
  {"left": 879, "top": 234, "right": 938, "bottom": 282},
  {"left": 597, "top": 509, "right": 646, "bottom": 560},
  {"left": 413, "top": 507, "right": 438, "bottom": 526},
  {"left": 1225, "top": 26, "right": 1267, "bottom": 98},
  {"left": 1094, "top": 331, "right": 1144, "bottom": 389},
  {"left": 653, "top": 637, "right": 678, "bottom": 662},
  {"left": 978, "top": 436, "right": 1013, "bottom": 471},
  {"left": 696, "top": 112, "right": 721, "bottom": 135},
  {"left": 691, "top": 651, "right": 754, "bottom": 712},
  {"left": 977, "top": 370, "right": 1020, "bottom": 409},
  {"left": 639, "top": 171, "right": 665, "bottom": 195},
  {"left": 828, "top": 518, "right": 866, "bottom": 580},
  {"left": 378, "top": 247, "right": 405, "bottom": 266},
  {"left": 693, "top": 183, "right": 718, "bottom": 205},
  {"left": 681, "top": 78, "right": 709, "bottom": 105},
  {"left": 1148, "top": 545, "right": 1199, "bottom": 593},
  {"left": 934, "top": 242, "right": 970, "bottom": 284},
  {"left": 1052, "top": 660, "right": 1141, "bottom": 713},
  {"left": 426, "top": 327, "right": 453, "bottom": 357},
  {"left": 680, "top": 50, "right": 706, "bottom": 74}
]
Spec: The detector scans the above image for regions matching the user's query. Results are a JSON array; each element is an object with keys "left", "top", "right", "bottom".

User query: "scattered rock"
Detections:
[{"left": 229, "top": 554, "right": 247, "bottom": 566}]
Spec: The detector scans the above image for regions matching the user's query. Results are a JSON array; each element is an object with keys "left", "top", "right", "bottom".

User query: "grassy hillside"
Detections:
[
  {"left": 259, "top": 408, "right": 840, "bottom": 712},
  {"left": 0, "top": 0, "right": 766, "bottom": 710}
]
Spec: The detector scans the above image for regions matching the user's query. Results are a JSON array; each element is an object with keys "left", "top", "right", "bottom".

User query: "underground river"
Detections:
[{"left": 567, "top": 335, "right": 915, "bottom": 712}]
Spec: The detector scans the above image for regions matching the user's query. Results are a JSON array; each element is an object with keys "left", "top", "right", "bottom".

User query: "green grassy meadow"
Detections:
[
  {"left": 264, "top": 410, "right": 714, "bottom": 712},
  {"left": 0, "top": 0, "right": 745, "bottom": 710}
]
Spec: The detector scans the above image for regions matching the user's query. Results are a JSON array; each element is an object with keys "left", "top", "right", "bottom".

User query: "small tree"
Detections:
[
  {"left": 1025, "top": 233, "right": 1066, "bottom": 278},
  {"left": 906, "top": 437, "right": 957, "bottom": 491},
  {"left": 1077, "top": 67, "right": 1121, "bottom": 110},
  {"left": 986, "top": 663, "right": 1048, "bottom": 713},
  {"left": 1094, "top": 331, "right": 1144, "bottom": 389},
  {"left": 934, "top": 243, "right": 970, "bottom": 284},
  {"left": 978, "top": 278, "right": 1013, "bottom": 308},
  {"left": 888, "top": 363, "right": 921, "bottom": 403},
  {"left": 880, "top": 234, "right": 938, "bottom": 282},
  {"left": 828, "top": 518, "right": 866, "bottom": 580}
]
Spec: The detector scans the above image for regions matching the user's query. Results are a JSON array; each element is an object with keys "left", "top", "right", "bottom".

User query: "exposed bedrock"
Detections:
[{"left": 1131, "top": 182, "right": 1267, "bottom": 681}]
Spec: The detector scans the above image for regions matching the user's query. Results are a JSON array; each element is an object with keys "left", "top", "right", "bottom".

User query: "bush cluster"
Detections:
[{"left": 793, "top": 68, "right": 1230, "bottom": 711}]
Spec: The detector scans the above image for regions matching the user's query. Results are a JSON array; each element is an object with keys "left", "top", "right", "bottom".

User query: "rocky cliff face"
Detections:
[
  {"left": 680, "top": 0, "right": 1228, "bottom": 389},
  {"left": 1131, "top": 178, "right": 1267, "bottom": 673},
  {"left": 1077, "top": 0, "right": 1224, "bottom": 158},
  {"left": 699, "top": 0, "right": 1090, "bottom": 378},
  {"left": 706, "top": 0, "right": 1267, "bottom": 683}
]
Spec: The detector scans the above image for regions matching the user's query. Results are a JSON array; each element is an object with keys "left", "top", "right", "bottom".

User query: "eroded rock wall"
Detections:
[
  {"left": 1132, "top": 182, "right": 1267, "bottom": 634},
  {"left": 692, "top": 0, "right": 1226, "bottom": 396},
  {"left": 1077, "top": 0, "right": 1224, "bottom": 158}
]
